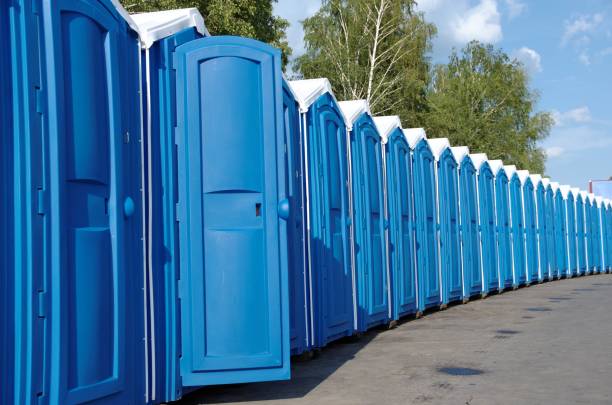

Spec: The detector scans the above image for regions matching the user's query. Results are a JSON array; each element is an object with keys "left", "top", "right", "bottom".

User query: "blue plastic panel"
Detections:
[
  {"left": 554, "top": 191, "right": 569, "bottom": 277},
  {"left": 282, "top": 82, "right": 308, "bottom": 356},
  {"left": 545, "top": 187, "right": 557, "bottom": 278},
  {"left": 478, "top": 164, "right": 499, "bottom": 293},
  {"left": 607, "top": 207, "right": 612, "bottom": 271},
  {"left": 566, "top": 194, "right": 578, "bottom": 276},
  {"left": 174, "top": 36, "right": 290, "bottom": 386},
  {"left": 576, "top": 195, "right": 587, "bottom": 275},
  {"left": 495, "top": 173, "right": 513, "bottom": 289},
  {"left": 350, "top": 114, "right": 390, "bottom": 331},
  {"left": 592, "top": 203, "right": 602, "bottom": 273},
  {"left": 535, "top": 184, "right": 549, "bottom": 280},
  {"left": 385, "top": 129, "right": 417, "bottom": 319},
  {"left": 585, "top": 198, "right": 594, "bottom": 273},
  {"left": 508, "top": 175, "right": 526, "bottom": 286},
  {"left": 42, "top": 1, "right": 144, "bottom": 404},
  {"left": 459, "top": 157, "right": 482, "bottom": 298},
  {"left": 437, "top": 151, "right": 462, "bottom": 304},
  {"left": 305, "top": 94, "right": 353, "bottom": 348},
  {"left": 523, "top": 179, "right": 540, "bottom": 283},
  {"left": 413, "top": 140, "right": 441, "bottom": 310}
]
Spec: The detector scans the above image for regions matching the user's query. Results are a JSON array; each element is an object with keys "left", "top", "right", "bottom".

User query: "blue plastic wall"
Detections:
[
  {"left": 413, "top": 140, "right": 441, "bottom": 311},
  {"left": 591, "top": 203, "right": 602, "bottom": 273},
  {"left": 508, "top": 174, "right": 526, "bottom": 286},
  {"left": 599, "top": 204, "right": 609, "bottom": 273},
  {"left": 477, "top": 163, "right": 499, "bottom": 293},
  {"left": 495, "top": 172, "right": 513, "bottom": 290},
  {"left": 174, "top": 36, "right": 290, "bottom": 387},
  {"left": 576, "top": 195, "right": 587, "bottom": 275},
  {"left": 385, "top": 130, "right": 417, "bottom": 319},
  {"left": 554, "top": 191, "right": 569, "bottom": 277},
  {"left": 458, "top": 157, "right": 483, "bottom": 298},
  {"left": 607, "top": 206, "right": 612, "bottom": 272},
  {"left": 545, "top": 186, "right": 557, "bottom": 279},
  {"left": 523, "top": 179, "right": 540, "bottom": 283},
  {"left": 437, "top": 150, "right": 463, "bottom": 305},
  {"left": 566, "top": 194, "right": 578, "bottom": 276},
  {"left": 349, "top": 114, "right": 390, "bottom": 331},
  {"left": 585, "top": 198, "right": 594, "bottom": 273},
  {"left": 302, "top": 94, "right": 354, "bottom": 347},
  {"left": 535, "top": 184, "right": 549, "bottom": 280},
  {"left": 282, "top": 84, "right": 309, "bottom": 356}
]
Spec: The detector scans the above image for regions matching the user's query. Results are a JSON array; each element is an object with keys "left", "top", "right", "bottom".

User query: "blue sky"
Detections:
[{"left": 275, "top": 0, "right": 612, "bottom": 190}]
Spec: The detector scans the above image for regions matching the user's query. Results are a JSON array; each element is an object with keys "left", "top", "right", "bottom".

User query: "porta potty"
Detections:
[
  {"left": 605, "top": 200, "right": 612, "bottom": 272},
  {"left": 584, "top": 193, "right": 596, "bottom": 274},
  {"left": 577, "top": 191, "right": 590, "bottom": 275},
  {"left": 533, "top": 176, "right": 550, "bottom": 281},
  {"left": 428, "top": 139, "right": 462, "bottom": 305},
  {"left": 471, "top": 154, "right": 499, "bottom": 294},
  {"left": 561, "top": 186, "right": 578, "bottom": 277},
  {"left": 543, "top": 179, "right": 557, "bottom": 279},
  {"left": 405, "top": 128, "right": 441, "bottom": 312},
  {"left": 340, "top": 100, "right": 391, "bottom": 331},
  {"left": 590, "top": 194, "right": 602, "bottom": 273},
  {"left": 289, "top": 79, "right": 354, "bottom": 350},
  {"left": 519, "top": 171, "right": 539, "bottom": 284},
  {"left": 452, "top": 147, "right": 483, "bottom": 299},
  {"left": 505, "top": 165, "right": 527, "bottom": 287},
  {"left": 375, "top": 116, "right": 417, "bottom": 320},
  {"left": 136, "top": 12, "right": 292, "bottom": 401},
  {"left": 595, "top": 196, "right": 606, "bottom": 273},
  {"left": 552, "top": 183, "right": 569, "bottom": 277},
  {"left": 489, "top": 160, "right": 513, "bottom": 290}
]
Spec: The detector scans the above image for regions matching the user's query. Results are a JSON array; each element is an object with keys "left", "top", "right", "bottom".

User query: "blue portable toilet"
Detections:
[
  {"left": 584, "top": 192, "right": 596, "bottom": 274},
  {"left": 404, "top": 128, "right": 441, "bottom": 312},
  {"left": 561, "top": 186, "right": 578, "bottom": 277},
  {"left": 543, "top": 178, "right": 558, "bottom": 279},
  {"left": 576, "top": 190, "right": 588, "bottom": 275},
  {"left": 428, "top": 138, "right": 462, "bottom": 306},
  {"left": 519, "top": 171, "right": 539, "bottom": 284},
  {"left": 451, "top": 147, "right": 483, "bottom": 300},
  {"left": 289, "top": 78, "right": 355, "bottom": 349},
  {"left": 339, "top": 100, "right": 391, "bottom": 331},
  {"left": 374, "top": 116, "right": 417, "bottom": 320},
  {"left": 471, "top": 154, "right": 499, "bottom": 294},
  {"left": 533, "top": 175, "right": 550, "bottom": 281},
  {"left": 135, "top": 11, "right": 292, "bottom": 401},
  {"left": 505, "top": 165, "right": 527, "bottom": 287},
  {"left": 489, "top": 160, "right": 513, "bottom": 290},
  {"left": 552, "top": 182, "right": 569, "bottom": 278},
  {"left": 591, "top": 194, "right": 603, "bottom": 274},
  {"left": 605, "top": 199, "right": 612, "bottom": 272}
]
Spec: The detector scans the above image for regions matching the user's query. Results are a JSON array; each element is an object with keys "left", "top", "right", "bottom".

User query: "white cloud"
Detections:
[
  {"left": 504, "top": 0, "right": 526, "bottom": 19},
  {"left": 600, "top": 47, "right": 612, "bottom": 56},
  {"left": 561, "top": 13, "right": 605, "bottom": 47},
  {"left": 579, "top": 50, "right": 591, "bottom": 66},
  {"left": 513, "top": 47, "right": 542, "bottom": 74},
  {"left": 552, "top": 106, "right": 592, "bottom": 126},
  {"left": 450, "top": 0, "right": 502, "bottom": 43},
  {"left": 545, "top": 146, "right": 565, "bottom": 158}
]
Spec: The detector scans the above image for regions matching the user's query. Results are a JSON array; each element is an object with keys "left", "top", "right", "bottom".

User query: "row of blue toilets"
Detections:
[{"left": 2, "top": 3, "right": 612, "bottom": 405}]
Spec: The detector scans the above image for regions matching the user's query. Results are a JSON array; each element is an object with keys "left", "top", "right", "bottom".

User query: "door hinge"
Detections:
[
  {"left": 37, "top": 290, "right": 47, "bottom": 318},
  {"left": 37, "top": 187, "right": 46, "bottom": 215},
  {"left": 35, "top": 87, "right": 45, "bottom": 114}
]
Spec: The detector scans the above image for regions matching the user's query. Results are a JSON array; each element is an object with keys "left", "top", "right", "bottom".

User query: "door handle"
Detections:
[
  {"left": 278, "top": 199, "right": 290, "bottom": 221},
  {"left": 124, "top": 197, "right": 135, "bottom": 218}
]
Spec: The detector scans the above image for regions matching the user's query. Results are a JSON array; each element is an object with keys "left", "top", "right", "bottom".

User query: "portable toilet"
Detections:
[
  {"left": 340, "top": 100, "right": 390, "bottom": 331},
  {"left": 552, "top": 182, "right": 569, "bottom": 278},
  {"left": 605, "top": 199, "right": 612, "bottom": 272},
  {"left": 428, "top": 138, "right": 462, "bottom": 305},
  {"left": 405, "top": 128, "right": 441, "bottom": 312},
  {"left": 289, "top": 79, "right": 355, "bottom": 349},
  {"left": 543, "top": 178, "right": 557, "bottom": 279},
  {"left": 575, "top": 189, "right": 588, "bottom": 275},
  {"left": 505, "top": 165, "right": 526, "bottom": 287},
  {"left": 5, "top": 2, "right": 146, "bottom": 404},
  {"left": 471, "top": 154, "right": 499, "bottom": 294},
  {"left": 561, "top": 186, "right": 578, "bottom": 277},
  {"left": 520, "top": 171, "right": 539, "bottom": 284},
  {"left": 585, "top": 193, "right": 597, "bottom": 273},
  {"left": 595, "top": 196, "right": 606, "bottom": 273},
  {"left": 590, "top": 194, "right": 602, "bottom": 273},
  {"left": 452, "top": 147, "right": 483, "bottom": 300},
  {"left": 489, "top": 160, "right": 513, "bottom": 290},
  {"left": 533, "top": 176, "right": 550, "bottom": 281},
  {"left": 375, "top": 116, "right": 417, "bottom": 320},
  {"left": 135, "top": 12, "right": 292, "bottom": 401}
]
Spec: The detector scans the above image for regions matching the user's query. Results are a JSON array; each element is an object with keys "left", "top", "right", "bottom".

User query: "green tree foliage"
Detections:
[
  {"left": 295, "top": 0, "right": 435, "bottom": 124},
  {"left": 120, "top": 0, "right": 292, "bottom": 67},
  {"left": 423, "top": 42, "right": 553, "bottom": 173}
]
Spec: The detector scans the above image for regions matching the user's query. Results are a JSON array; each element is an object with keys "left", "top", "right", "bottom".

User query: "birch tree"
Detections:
[{"left": 295, "top": 0, "right": 435, "bottom": 124}]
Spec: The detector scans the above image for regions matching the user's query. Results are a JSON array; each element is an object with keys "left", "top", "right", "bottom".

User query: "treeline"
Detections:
[{"left": 120, "top": 0, "right": 553, "bottom": 173}]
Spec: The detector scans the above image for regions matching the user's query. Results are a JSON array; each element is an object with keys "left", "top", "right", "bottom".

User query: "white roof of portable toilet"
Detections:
[
  {"left": 131, "top": 8, "right": 209, "bottom": 48},
  {"left": 373, "top": 116, "right": 402, "bottom": 144},
  {"left": 560, "top": 185, "right": 571, "bottom": 199},
  {"left": 529, "top": 174, "right": 542, "bottom": 187},
  {"left": 517, "top": 170, "right": 530, "bottom": 185},
  {"left": 488, "top": 160, "right": 505, "bottom": 176},
  {"left": 503, "top": 165, "right": 517, "bottom": 180},
  {"left": 580, "top": 190, "right": 589, "bottom": 201},
  {"left": 111, "top": 0, "right": 141, "bottom": 35},
  {"left": 288, "top": 78, "right": 335, "bottom": 113},
  {"left": 426, "top": 138, "right": 451, "bottom": 161},
  {"left": 470, "top": 153, "right": 489, "bottom": 172},
  {"left": 403, "top": 128, "right": 427, "bottom": 150},
  {"left": 450, "top": 146, "right": 470, "bottom": 166},
  {"left": 606, "top": 199, "right": 611, "bottom": 208},
  {"left": 541, "top": 178, "right": 551, "bottom": 188},
  {"left": 571, "top": 187, "right": 581, "bottom": 199},
  {"left": 588, "top": 193, "right": 596, "bottom": 203},
  {"left": 338, "top": 100, "right": 371, "bottom": 130},
  {"left": 595, "top": 196, "right": 604, "bottom": 207},
  {"left": 551, "top": 182, "right": 560, "bottom": 193}
]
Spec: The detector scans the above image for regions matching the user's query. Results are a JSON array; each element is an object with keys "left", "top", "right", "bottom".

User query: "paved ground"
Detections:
[{"left": 177, "top": 274, "right": 612, "bottom": 405}]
